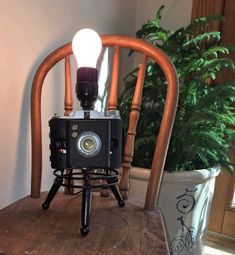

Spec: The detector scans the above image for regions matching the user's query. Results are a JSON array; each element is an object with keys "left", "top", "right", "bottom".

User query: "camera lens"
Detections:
[
  {"left": 76, "top": 132, "right": 101, "bottom": 157},
  {"left": 83, "top": 138, "right": 94, "bottom": 151}
]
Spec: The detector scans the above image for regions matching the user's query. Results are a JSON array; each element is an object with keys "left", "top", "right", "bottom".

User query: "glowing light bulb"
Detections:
[{"left": 72, "top": 28, "right": 102, "bottom": 68}]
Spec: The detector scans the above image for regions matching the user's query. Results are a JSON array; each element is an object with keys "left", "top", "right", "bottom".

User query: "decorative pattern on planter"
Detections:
[
  {"left": 129, "top": 167, "right": 220, "bottom": 255},
  {"left": 169, "top": 188, "right": 198, "bottom": 255}
]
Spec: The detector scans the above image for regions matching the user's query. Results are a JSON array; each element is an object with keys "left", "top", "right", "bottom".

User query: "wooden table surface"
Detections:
[{"left": 0, "top": 192, "right": 169, "bottom": 255}]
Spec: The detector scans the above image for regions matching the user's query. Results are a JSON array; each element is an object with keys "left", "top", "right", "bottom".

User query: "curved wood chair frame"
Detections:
[{"left": 31, "top": 34, "right": 179, "bottom": 211}]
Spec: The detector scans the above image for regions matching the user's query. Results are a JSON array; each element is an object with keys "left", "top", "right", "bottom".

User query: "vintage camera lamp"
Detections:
[{"left": 42, "top": 29, "right": 125, "bottom": 236}]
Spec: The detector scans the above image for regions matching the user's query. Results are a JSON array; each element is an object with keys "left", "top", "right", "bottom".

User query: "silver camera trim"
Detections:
[
  {"left": 76, "top": 131, "right": 101, "bottom": 158},
  {"left": 52, "top": 110, "right": 121, "bottom": 121}
]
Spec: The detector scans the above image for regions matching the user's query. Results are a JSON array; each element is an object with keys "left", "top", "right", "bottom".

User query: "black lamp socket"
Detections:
[{"left": 76, "top": 67, "right": 98, "bottom": 110}]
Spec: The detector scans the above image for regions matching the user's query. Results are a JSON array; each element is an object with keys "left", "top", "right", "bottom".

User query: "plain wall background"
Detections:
[{"left": 0, "top": 0, "right": 192, "bottom": 208}]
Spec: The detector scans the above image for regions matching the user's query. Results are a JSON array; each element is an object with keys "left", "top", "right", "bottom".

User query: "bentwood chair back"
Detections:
[{"left": 31, "top": 35, "right": 179, "bottom": 210}]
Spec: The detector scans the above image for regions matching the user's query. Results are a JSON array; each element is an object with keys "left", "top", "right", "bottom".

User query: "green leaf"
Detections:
[{"left": 182, "top": 32, "right": 221, "bottom": 48}]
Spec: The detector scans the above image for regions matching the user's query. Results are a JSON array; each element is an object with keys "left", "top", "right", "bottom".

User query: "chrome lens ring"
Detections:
[{"left": 76, "top": 131, "right": 101, "bottom": 157}]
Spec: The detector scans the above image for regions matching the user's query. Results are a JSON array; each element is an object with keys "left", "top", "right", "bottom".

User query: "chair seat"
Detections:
[{"left": 0, "top": 192, "right": 169, "bottom": 255}]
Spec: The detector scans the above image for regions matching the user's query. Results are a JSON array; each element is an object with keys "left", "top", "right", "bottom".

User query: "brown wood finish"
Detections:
[
  {"left": 108, "top": 46, "right": 120, "bottom": 110},
  {"left": 226, "top": 176, "right": 235, "bottom": 212},
  {"left": 220, "top": 0, "right": 235, "bottom": 81},
  {"left": 208, "top": 171, "right": 231, "bottom": 233},
  {"left": 221, "top": 211, "right": 235, "bottom": 237},
  {"left": 119, "top": 55, "right": 148, "bottom": 199},
  {"left": 64, "top": 55, "right": 73, "bottom": 116},
  {"left": 0, "top": 192, "right": 169, "bottom": 255},
  {"left": 191, "top": 0, "right": 225, "bottom": 31},
  {"left": 145, "top": 57, "right": 178, "bottom": 209},
  {"left": 31, "top": 35, "right": 179, "bottom": 211}
]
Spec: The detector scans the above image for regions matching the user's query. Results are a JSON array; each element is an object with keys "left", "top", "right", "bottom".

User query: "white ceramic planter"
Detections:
[{"left": 129, "top": 166, "right": 220, "bottom": 255}]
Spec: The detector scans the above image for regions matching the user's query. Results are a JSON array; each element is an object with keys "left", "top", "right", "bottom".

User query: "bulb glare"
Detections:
[{"left": 72, "top": 28, "right": 102, "bottom": 68}]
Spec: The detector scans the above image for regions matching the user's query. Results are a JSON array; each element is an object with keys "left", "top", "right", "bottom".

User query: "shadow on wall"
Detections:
[{"left": 13, "top": 39, "right": 71, "bottom": 199}]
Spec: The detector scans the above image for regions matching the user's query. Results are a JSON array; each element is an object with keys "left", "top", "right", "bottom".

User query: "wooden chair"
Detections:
[{"left": 0, "top": 35, "right": 178, "bottom": 254}]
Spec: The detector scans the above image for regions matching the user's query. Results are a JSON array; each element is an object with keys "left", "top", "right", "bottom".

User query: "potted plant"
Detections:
[{"left": 119, "top": 6, "right": 235, "bottom": 255}]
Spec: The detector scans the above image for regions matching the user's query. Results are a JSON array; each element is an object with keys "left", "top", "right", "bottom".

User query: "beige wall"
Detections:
[{"left": 0, "top": 0, "right": 137, "bottom": 208}]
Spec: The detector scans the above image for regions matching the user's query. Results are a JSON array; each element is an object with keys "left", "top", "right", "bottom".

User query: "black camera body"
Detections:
[{"left": 49, "top": 110, "right": 122, "bottom": 170}]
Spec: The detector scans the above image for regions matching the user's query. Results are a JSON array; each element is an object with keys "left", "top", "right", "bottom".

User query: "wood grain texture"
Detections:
[
  {"left": 0, "top": 192, "right": 169, "bottom": 255},
  {"left": 220, "top": 0, "right": 235, "bottom": 81},
  {"left": 191, "top": 0, "right": 225, "bottom": 31}
]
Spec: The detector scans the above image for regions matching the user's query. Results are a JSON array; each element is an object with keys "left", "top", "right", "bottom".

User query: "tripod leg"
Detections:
[
  {"left": 107, "top": 177, "right": 125, "bottom": 207},
  {"left": 80, "top": 187, "right": 91, "bottom": 236},
  {"left": 42, "top": 176, "right": 63, "bottom": 210}
]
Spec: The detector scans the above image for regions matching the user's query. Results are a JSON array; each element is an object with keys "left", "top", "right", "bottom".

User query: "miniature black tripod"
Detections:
[{"left": 42, "top": 167, "right": 125, "bottom": 236}]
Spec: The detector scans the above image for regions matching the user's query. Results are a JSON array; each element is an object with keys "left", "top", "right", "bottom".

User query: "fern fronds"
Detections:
[
  {"left": 183, "top": 31, "right": 220, "bottom": 48},
  {"left": 202, "top": 46, "right": 229, "bottom": 58},
  {"left": 185, "top": 15, "right": 224, "bottom": 33},
  {"left": 119, "top": 6, "right": 235, "bottom": 172}
]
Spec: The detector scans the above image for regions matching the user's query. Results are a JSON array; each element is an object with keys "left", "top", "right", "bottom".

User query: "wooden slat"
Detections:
[
  {"left": 119, "top": 55, "right": 148, "bottom": 199},
  {"left": 64, "top": 55, "right": 73, "bottom": 116},
  {"left": 108, "top": 46, "right": 120, "bottom": 110}
]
